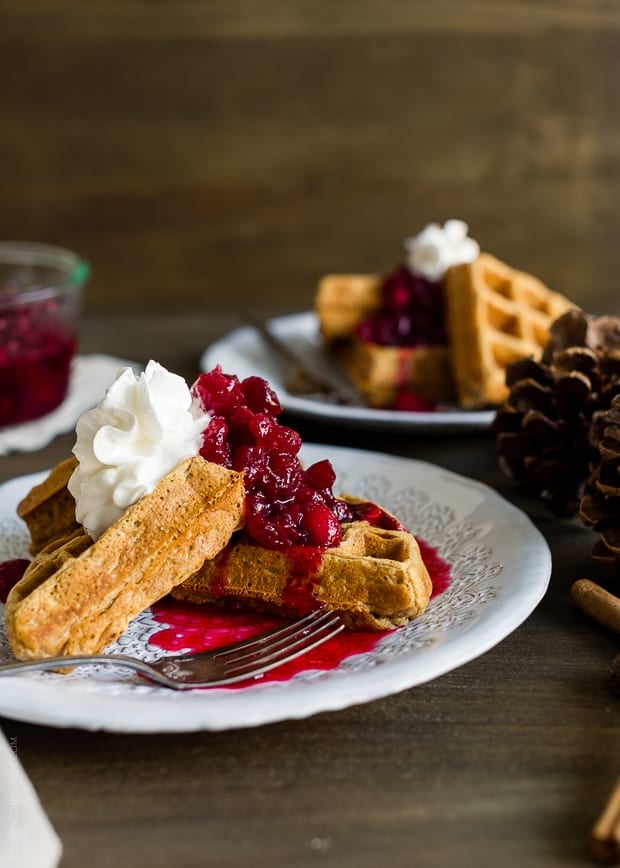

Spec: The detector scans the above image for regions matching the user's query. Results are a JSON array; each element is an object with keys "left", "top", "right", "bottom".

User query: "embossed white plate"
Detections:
[
  {"left": 0, "top": 445, "right": 550, "bottom": 733},
  {"left": 201, "top": 312, "right": 495, "bottom": 432}
]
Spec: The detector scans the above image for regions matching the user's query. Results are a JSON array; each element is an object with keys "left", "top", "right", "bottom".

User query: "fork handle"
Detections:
[{"left": 0, "top": 654, "right": 155, "bottom": 679}]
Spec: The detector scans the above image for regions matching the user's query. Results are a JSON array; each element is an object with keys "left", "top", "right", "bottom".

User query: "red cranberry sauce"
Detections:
[
  {"left": 0, "top": 299, "right": 76, "bottom": 426},
  {"left": 192, "top": 367, "right": 352, "bottom": 552},
  {"left": 417, "top": 539, "right": 451, "bottom": 599},
  {"left": 150, "top": 598, "right": 384, "bottom": 689},
  {"left": 391, "top": 390, "right": 437, "bottom": 413},
  {"left": 346, "top": 499, "right": 405, "bottom": 531},
  {"left": 0, "top": 558, "right": 29, "bottom": 603},
  {"left": 191, "top": 369, "right": 451, "bottom": 625},
  {"left": 355, "top": 265, "right": 446, "bottom": 349}
]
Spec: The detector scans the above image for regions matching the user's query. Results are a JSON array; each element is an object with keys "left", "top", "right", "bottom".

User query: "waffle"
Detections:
[
  {"left": 445, "top": 253, "right": 577, "bottom": 409},
  {"left": 315, "top": 273, "right": 383, "bottom": 343},
  {"left": 6, "top": 456, "right": 245, "bottom": 661},
  {"left": 334, "top": 340, "right": 456, "bottom": 407},
  {"left": 172, "top": 517, "right": 433, "bottom": 630},
  {"left": 17, "top": 456, "right": 80, "bottom": 554},
  {"left": 315, "top": 273, "right": 454, "bottom": 406}
]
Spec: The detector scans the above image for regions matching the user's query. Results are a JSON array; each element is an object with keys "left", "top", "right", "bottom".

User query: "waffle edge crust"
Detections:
[
  {"left": 17, "top": 455, "right": 80, "bottom": 554},
  {"left": 6, "top": 456, "right": 245, "bottom": 661},
  {"left": 445, "top": 253, "right": 577, "bottom": 409},
  {"left": 172, "top": 520, "right": 433, "bottom": 631}
]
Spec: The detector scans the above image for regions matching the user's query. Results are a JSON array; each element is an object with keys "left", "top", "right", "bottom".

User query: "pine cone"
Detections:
[
  {"left": 493, "top": 310, "right": 620, "bottom": 516},
  {"left": 580, "top": 396, "right": 620, "bottom": 576}
]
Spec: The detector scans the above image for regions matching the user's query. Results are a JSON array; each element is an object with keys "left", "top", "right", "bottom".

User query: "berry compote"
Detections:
[
  {"left": 0, "top": 558, "right": 30, "bottom": 603},
  {"left": 391, "top": 389, "right": 436, "bottom": 413},
  {"left": 0, "top": 298, "right": 76, "bottom": 427},
  {"left": 355, "top": 265, "right": 447, "bottom": 349},
  {"left": 192, "top": 367, "right": 352, "bottom": 552}
]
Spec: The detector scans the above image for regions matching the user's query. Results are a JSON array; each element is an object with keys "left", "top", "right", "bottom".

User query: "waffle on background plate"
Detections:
[{"left": 316, "top": 252, "right": 577, "bottom": 410}]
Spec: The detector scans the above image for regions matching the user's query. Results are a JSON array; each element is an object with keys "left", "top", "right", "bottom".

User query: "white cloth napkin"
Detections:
[
  {"left": 0, "top": 729, "right": 62, "bottom": 868},
  {"left": 0, "top": 354, "right": 139, "bottom": 456}
]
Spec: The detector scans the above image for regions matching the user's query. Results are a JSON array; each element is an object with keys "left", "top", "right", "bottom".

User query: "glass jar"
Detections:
[{"left": 0, "top": 241, "right": 89, "bottom": 426}]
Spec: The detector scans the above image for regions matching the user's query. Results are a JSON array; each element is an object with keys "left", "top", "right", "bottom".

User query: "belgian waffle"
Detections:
[
  {"left": 6, "top": 456, "right": 245, "bottom": 661},
  {"left": 315, "top": 273, "right": 454, "bottom": 407},
  {"left": 17, "top": 456, "right": 80, "bottom": 554},
  {"left": 334, "top": 341, "right": 456, "bottom": 407},
  {"left": 172, "top": 518, "right": 433, "bottom": 631},
  {"left": 445, "top": 253, "right": 577, "bottom": 409},
  {"left": 315, "top": 273, "right": 383, "bottom": 343}
]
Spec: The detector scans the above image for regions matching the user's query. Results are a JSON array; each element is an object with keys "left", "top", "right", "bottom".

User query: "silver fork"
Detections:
[{"left": 0, "top": 609, "right": 344, "bottom": 689}]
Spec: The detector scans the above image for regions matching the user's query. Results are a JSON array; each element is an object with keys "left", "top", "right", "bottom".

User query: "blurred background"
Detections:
[{"left": 1, "top": 0, "right": 618, "bottom": 314}]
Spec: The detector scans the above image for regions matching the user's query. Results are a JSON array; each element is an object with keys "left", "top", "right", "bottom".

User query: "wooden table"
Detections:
[{"left": 1, "top": 311, "right": 618, "bottom": 868}]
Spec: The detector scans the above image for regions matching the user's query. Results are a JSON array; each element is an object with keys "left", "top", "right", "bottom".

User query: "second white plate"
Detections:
[{"left": 201, "top": 312, "right": 496, "bottom": 432}]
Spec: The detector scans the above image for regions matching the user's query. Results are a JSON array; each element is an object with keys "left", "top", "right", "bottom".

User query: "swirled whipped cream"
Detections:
[
  {"left": 68, "top": 360, "right": 211, "bottom": 540},
  {"left": 404, "top": 219, "right": 479, "bottom": 281}
]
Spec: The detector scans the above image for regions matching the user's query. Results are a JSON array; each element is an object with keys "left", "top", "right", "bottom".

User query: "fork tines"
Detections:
[{"left": 217, "top": 608, "right": 344, "bottom": 680}]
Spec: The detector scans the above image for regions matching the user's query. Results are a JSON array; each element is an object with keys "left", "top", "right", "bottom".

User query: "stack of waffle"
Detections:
[
  {"left": 6, "top": 459, "right": 433, "bottom": 661},
  {"left": 316, "top": 253, "right": 576, "bottom": 410}
]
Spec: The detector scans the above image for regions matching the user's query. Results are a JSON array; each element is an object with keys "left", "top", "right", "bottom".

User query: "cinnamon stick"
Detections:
[
  {"left": 570, "top": 580, "right": 620, "bottom": 635},
  {"left": 591, "top": 779, "right": 620, "bottom": 864}
]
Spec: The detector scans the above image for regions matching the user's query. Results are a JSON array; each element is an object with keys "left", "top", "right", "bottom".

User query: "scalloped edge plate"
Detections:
[{"left": 0, "top": 445, "right": 550, "bottom": 732}]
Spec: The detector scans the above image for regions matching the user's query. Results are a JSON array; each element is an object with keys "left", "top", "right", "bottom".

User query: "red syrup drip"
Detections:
[
  {"left": 279, "top": 545, "right": 324, "bottom": 613},
  {"left": 347, "top": 500, "right": 405, "bottom": 531},
  {"left": 390, "top": 389, "right": 437, "bottom": 413},
  {"left": 0, "top": 559, "right": 30, "bottom": 603},
  {"left": 418, "top": 539, "right": 451, "bottom": 599},
  {"left": 205, "top": 543, "right": 324, "bottom": 614},
  {"left": 206, "top": 547, "right": 231, "bottom": 599},
  {"left": 148, "top": 536, "right": 452, "bottom": 689}
]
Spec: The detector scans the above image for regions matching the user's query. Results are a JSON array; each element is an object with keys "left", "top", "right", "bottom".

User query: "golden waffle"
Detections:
[
  {"left": 334, "top": 340, "right": 456, "bottom": 407},
  {"left": 173, "top": 518, "right": 432, "bottom": 631},
  {"left": 315, "top": 273, "right": 454, "bottom": 407},
  {"left": 315, "top": 273, "right": 383, "bottom": 343},
  {"left": 6, "top": 456, "right": 245, "bottom": 661},
  {"left": 445, "top": 253, "right": 577, "bottom": 409},
  {"left": 17, "top": 456, "right": 80, "bottom": 554}
]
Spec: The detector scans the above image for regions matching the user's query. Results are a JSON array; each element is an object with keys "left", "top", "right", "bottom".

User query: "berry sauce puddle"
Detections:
[{"left": 148, "top": 538, "right": 451, "bottom": 690}]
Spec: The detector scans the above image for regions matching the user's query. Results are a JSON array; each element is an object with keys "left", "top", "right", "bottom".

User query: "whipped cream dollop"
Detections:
[
  {"left": 404, "top": 219, "right": 480, "bottom": 281},
  {"left": 68, "top": 361, "right": 211, "bottom": 540}
]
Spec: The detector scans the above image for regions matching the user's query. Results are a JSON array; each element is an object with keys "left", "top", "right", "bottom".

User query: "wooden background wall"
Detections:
[{"left": 1, "top": 1, "right": 619, "bottom": 314}]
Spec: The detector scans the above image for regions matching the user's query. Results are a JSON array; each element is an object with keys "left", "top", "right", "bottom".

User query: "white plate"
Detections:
[
  {"left": 0, "top": 445, "right": 550, "bottom": 733},
  {"left": 201, "top": 312, "right": 496, "bottom": 432}
]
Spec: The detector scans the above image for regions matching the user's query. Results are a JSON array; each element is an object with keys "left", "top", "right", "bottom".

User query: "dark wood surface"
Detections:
[
  {"left": 1, "top": 311, "right": 619, "bottom": 868},
  {"left": 2, "top": 1, "right": 620, "bottom": 316}
]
